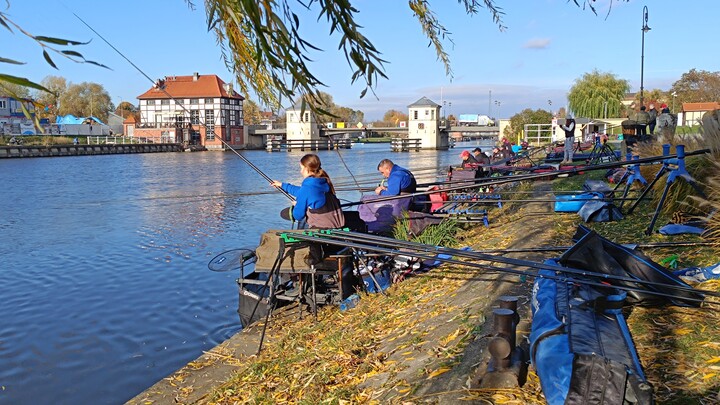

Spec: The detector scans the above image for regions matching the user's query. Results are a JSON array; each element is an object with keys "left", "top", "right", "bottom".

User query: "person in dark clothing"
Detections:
[
  {"left": 375, "top": 159, "right": 417, "bottom": 196},
  {"left": 559, "top": 116, "right": 576, "bottom": 164},
  {"left": 472, "top": 147, "right": 491, "bottom": 164},
  {"left": 635, "top": 105, "right": 650, "bottom": 140},
  {"left": 459, "top": 150, "right": 479, "bottom": 168},
  {"left": 647, "top": 104, "right": 658, "bottom": 135},
  {"left": 270, "top": 154, "right": 344, "bottom": 229}
]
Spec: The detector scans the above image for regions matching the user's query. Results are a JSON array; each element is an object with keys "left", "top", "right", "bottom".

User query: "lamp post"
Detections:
[
  {"left": 640, "top": 5, "right": 651, "bottom": 108},
  {"left": 672, "top": 91, "right": 677, "bottom": 112},
  {"left": 494, "top": 100, "right": 501, "bottom": 118}
]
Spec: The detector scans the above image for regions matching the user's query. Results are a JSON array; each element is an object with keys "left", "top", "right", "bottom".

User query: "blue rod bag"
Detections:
[{"left": 530, "top": 262, "right": 654, "bottom": 405}]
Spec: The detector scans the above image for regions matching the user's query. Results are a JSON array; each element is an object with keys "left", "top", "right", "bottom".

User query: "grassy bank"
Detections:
[{"left": 198, "top": 165, "right": 719, "bottom": 404}]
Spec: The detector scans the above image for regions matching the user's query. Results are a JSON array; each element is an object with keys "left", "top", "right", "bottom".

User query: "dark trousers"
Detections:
[
  {"left": 648, "top": 122, "right": 656, "bottom": 135},
  {"left": 636, "top": 124, "right": 647, "bottom": 138}
]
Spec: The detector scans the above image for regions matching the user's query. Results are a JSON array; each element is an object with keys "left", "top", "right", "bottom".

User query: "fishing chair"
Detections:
[{"left": 243, "top": 229, "right": 357, "bottom": 353}]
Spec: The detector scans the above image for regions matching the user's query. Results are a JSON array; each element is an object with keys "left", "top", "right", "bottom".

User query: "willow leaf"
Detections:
[
  {"left": 34, "top": 35, "right": 89, "bottom": 46},
  {"left": 42, "top": 50, "right": 58, "bottom": 69},
  {"left": 0, "top": 56, "right": 25, "bottom": 65}
]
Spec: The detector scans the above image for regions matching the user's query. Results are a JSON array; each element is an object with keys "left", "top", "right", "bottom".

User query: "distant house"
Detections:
[
  {"left": 0, "top": 94, "right": 36, "bottom": 135},
  {"left": 135, "top": 73, "right": 245, "bottom": 150},
  {"left": 679, "top": 102, "right": 720, "bottom": 126}
]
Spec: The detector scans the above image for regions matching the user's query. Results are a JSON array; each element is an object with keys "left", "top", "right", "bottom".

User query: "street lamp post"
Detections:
[
  {"left": 672, "top": 91, "right": 677, "bottom": 112},
  {"left": 640, "top": 5, "right": 651, "bottom": 108},
  {"left": 494, "top": 100, "right": 501, "bottom": 118}
]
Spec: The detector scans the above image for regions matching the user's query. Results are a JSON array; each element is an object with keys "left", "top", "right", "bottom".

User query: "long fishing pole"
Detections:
[
  {"left": 282, "top": 230, "right": 714, "bottom": 306},
  {"left": 312, "top": 230, "right": 718, "bottom": 300},
  {"left": 70, "top": 11, "right": 295, "bottom": 202},
  {"left": 340, "top": 148, "right": 711, "bottom": 208},
  {"left": 476, "top": 240, "right": 716, "bottom": 254}
]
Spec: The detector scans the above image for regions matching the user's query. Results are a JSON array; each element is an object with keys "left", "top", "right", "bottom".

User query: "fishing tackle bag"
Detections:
[{"left": 530, "top": 262, "right": 654, "bottom": 405}]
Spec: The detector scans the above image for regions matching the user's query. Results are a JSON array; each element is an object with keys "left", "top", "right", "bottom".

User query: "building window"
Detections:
[
  {"left": 190, "top": 99, "right": 199, "bottom": 105},
  {"left": 303, "top": 112, "right": 310, "bottom": 122},
  {"left": 418, "top": 123, "right": 425, "bottom": 130},
  {"left": 147, "top": 100, "right": 156, "bottom": 105},
  {"left": 205, "top": 110, "right": 215, "bottom": 140},
  {"left": 191, "top": 110, "right": 200, "bottom": 124},
  {"left": 431, "top": 110, "right": 435, "bottom": 120},
  {"left": 0, "top": 100, "right": 6, "bottom": 109},
  {"left": 229, "top": 109, "right": 236, "bottom": 126},
  {"left": 413, "top": 110, "right": 418, "bottom": 120},
  {"left": 176, "top": 99, "right": 184, "bottom": 105},
  {"left": 205, "top": 98, "right": 214, "bottom": 104},
  {"left": 161, "top": 99, "right": 170, "bottom": 105}
]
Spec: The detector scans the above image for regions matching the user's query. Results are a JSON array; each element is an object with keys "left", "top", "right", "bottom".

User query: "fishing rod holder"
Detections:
[
  {"left": 625, "top": 144, "right": 706, "bottom": 235},
  {"left": 477, "top": 296, "right": 528, "bottom": 388}
]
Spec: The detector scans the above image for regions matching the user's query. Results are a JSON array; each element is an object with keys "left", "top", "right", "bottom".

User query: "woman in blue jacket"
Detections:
[{"left": 270, "top": 154, "right": 345, "bottom": 229}]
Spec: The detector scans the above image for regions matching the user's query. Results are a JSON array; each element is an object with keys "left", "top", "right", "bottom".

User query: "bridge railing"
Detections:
[
  {"left": 86, "top": 136, "right": 175, "bottom": 145},
  {"left": 391, "top": 138, "right": 421, "bottom": 152}
]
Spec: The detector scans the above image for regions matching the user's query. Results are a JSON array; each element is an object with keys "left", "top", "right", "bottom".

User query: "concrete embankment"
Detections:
[{"left": 0, "top": 143, "right": 184, "bottom": 158}]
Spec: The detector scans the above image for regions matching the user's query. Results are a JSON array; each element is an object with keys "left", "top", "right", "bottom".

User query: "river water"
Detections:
[{"left": 0, "top": 142, "right": 487, "bottom": 404}]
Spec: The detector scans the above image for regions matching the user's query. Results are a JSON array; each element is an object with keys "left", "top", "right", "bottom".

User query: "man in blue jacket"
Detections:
[{"left": 375, "top": 159, "right": 417, "bottom": 196}]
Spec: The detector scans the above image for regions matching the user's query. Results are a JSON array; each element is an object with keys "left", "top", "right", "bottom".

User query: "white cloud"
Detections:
[{"left": 523, "top": 38, "right": 551, "bottom": 49}]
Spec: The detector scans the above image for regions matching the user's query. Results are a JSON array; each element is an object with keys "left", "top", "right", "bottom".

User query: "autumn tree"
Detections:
[
  {"left": 669, "top": 69, "right": 720, "bottom": 105},
  {"left": 505, "top": 108, "right": 553, "bottom": 138},
  {"left": 381, "top": 110, "right": 409, "bottom": 127},
  {"left": 32, "top": 76, "right": 68, "bottom": 120},
  {"left": 632, "top": 88, "right": 668, "bottom": 111},
  {"left": 567, "top": 70, "right": 629, "bottom": 119},
  {"left": 58, "top": 82, "right": 112, "bottom": 122},
  {"left": 114, "top": 101, "right": 139, "bottom": 122},
  {"left": 243, "top": 98, "right": 263, "bottom": 125}
]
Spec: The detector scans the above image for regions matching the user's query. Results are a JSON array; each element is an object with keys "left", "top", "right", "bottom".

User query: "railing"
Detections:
[
  {"left": 523, "top": 124, "right": 554, "bottom": 146},
  {"left": 86, "top": 136, "right": 177, "bottom": 145},
  {"left": 390, "top": 138, "right": 422, "bottom": 152},
  {"left": 266, "top": 138, "right": 352, "bottom": 151}
]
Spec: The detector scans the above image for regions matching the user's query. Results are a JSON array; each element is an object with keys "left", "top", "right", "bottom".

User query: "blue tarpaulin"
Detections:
[{"left": 56, "top": 115, "right": 107, "bottom": 125}]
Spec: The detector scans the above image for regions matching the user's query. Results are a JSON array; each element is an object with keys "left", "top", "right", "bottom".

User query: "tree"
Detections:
[
  {"left": 33, "top": 75, "right": 68, "bottom": 120},
  {"left": 115, "top": 101, "right": 139, "bottom": 122},
  {"left": 58, "top": 82, "right": 112, "bottom": 122},
  {"left": 669, "top": 69, "right": 720, "bottom": 106},
  {"left": 567, "top": 70, "right": 629, "bottom": 119},
  {"left": 202, "top": 0, "right": 617, "bottom": 112},
  {"left": 381, "top": 110, "right": 409, "bottom": 127},
  {"left": 243, "top": 98, "right": 263, "bottom": 125},
  {"left": 506, "top": 108, "right": 553, "bottom": 138}
]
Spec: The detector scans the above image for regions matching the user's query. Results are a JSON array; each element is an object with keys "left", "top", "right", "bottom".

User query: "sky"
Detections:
[{"left": 3, "top": 0, "right": 718, "bottom": 122}]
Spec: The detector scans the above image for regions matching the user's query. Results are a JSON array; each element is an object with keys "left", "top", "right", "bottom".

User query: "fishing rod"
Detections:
[
  {"left": 281, "top": 230, "right": 714, "bottom": 306},
  {"left": 71, "top": 11, "right": 296, "bottom": 202},
  {"left": 475, "top": 240, "right": 716, "bottom": 254},
  {"left": 311, "top": 230, "right": 719, "bottom": 300},
  {"left": 339, "top": 148, "right": 711, "bottom": 208}
]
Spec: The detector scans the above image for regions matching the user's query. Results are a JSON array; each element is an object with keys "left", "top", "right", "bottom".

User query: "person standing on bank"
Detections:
[
  {"left": 647, "top": 104, "right": 658, "bottom": 135},
  {"left": 559, "top": 115, "right": 576, "bottom": 164},
  {"left": 270, "top": 154, "right": 344, "bottom": 229},
  {"left": 635, "top": 105, "right": 650, "bottom": 141}
]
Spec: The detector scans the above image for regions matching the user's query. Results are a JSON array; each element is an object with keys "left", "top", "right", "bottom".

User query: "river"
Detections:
[{"left": 0, "top": 143, "right": 488, "bottom": 404}]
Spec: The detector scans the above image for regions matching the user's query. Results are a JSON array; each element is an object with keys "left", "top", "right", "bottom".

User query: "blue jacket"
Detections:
[
  {"left": 380, "top": 165, "right": 417, "bottom": 196},
  {"left": 281, "top": 176, "right": 331, "bottom": 222}
]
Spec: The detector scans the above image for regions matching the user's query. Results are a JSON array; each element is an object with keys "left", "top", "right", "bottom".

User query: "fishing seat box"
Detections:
[{"left": 254, "top": 230, "right": 347, "bottom": 273}]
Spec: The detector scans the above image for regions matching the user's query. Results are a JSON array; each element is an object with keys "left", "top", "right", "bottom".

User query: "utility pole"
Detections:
[{"left": 488, "top": 90, "right": 492, "bottom": 116}]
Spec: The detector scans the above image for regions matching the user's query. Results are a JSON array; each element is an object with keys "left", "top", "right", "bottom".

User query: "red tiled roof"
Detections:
[
  {"left": 123, "top": 115, "right": 137, "bottom": 124},
  {"left": 682, "top": 102, "right": 720, "bottom": 112},
  {"left": 137, "top": 74, "right": 244, "bottom": 100}
]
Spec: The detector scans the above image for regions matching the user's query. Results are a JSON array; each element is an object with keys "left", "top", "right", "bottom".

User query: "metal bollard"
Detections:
[{"left": 488, "top": 308, "right": 515, "bottom": 369}]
